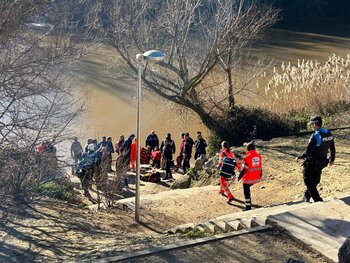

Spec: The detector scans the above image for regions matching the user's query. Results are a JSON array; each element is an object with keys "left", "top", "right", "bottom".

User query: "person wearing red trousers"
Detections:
[
  {"left": 238, "top": 141, "right": 262, "bottom": 211},
  {"left": 217, "top": 141, "right": 241, "bottom": 203}
]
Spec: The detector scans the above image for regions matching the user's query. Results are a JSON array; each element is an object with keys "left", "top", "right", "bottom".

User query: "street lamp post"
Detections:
[{"left": 135, "top": 50, "right": 166, "bottom": 222}]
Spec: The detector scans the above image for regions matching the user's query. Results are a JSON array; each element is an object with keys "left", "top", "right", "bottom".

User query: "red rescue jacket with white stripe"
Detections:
[{"left": 240, "top": 150, "right": 262, "bottom": 184}]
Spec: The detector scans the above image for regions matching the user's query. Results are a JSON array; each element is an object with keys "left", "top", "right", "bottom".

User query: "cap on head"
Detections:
[{"left": 309, "top": 115, "right": 322, "bottom": 127}]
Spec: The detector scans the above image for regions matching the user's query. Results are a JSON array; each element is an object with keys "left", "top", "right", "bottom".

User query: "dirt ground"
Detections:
[{"left": 0, "top": 129, "right": 349, "bottom": 262}]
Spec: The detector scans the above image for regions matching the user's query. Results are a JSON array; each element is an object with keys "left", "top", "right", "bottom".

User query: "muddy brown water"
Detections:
[{"left": 76, "top": 28, "right": 350, "bottom": 151}]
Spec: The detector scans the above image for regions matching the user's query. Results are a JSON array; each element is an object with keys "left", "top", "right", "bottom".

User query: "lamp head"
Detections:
[{"left": 136, "top": 50, "right": 166, "bottom": 62}]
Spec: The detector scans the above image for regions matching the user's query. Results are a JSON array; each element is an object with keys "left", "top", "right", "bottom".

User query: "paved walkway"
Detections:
[{"left": 268, "top": 196, "right": 350, "bottom": 262}]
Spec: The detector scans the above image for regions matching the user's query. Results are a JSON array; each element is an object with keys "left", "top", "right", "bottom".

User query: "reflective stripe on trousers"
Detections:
[{"left": 220, "top": 176, "right": 233, "bottom": 199}]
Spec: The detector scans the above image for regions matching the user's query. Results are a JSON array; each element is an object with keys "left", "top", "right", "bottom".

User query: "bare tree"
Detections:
[
  {"left": 101, "top": 0, "right": 278, "bottom": 140},
  {"left": 0, "top": 0, "right": 102, "bottom": 200}
]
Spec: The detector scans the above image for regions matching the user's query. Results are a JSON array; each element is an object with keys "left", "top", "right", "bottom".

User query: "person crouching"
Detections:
[{"left": 237, "top": 141, "right": 262, "bottom": 211}]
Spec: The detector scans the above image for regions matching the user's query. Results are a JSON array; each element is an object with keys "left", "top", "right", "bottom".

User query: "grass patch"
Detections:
[
  {"left": 36, "top": 181, "right": 78, "bottom": 203},
  {"left": 183, "top": 229, "right": 208, "bottom": 239}
]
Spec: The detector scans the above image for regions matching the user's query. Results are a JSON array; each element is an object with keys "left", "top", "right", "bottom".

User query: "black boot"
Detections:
[{"left": 242, "top": 206, "right": 251, "bottom": 211}]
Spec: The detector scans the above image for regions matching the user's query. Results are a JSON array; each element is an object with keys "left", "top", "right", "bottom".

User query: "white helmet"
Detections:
[{"left": 88, "top": 143, "right": 96, "bottom": 152}]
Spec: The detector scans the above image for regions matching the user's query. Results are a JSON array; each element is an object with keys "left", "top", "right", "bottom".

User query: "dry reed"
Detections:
[{"left": 260, "top": 54, "right": 350, "bottom": 114}]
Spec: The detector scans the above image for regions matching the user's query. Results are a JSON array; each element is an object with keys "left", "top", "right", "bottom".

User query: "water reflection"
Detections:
[{"left": 76, "top": 28, "right": 350, "bottom": 150}]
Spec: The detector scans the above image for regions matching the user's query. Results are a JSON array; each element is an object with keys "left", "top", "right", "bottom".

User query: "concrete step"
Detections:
[
  {"left": 202, "top": 222, "right": 217, "bottom": 234},
  {"left": 225, "top": 220, "right": 246, "bottom": 231},
  {"left": 166, "top": 199, "right": 334, "bottom": 236},
  {"left": 251, "top": 216, "right": 267, "bottom": 227},
  {"left": 211, "top": 220, "right": 229, "bottom": 233},
  {"left": 216, "top": 199, "right": 326, "bottom": 223}
]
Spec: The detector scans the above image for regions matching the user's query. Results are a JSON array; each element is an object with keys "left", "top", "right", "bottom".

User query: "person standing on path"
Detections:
[
  {"left": 217, "top": 141, "right": 241, "bottom": 203},
  {"left": 106, "top": 136, "right": 115, "bottom": 172},
  {"left": 130, "top": 137, "right": 137, "bottom": 172},
  {"left": 145, "top": 130, "right": 159, "bottom": 151},
  {"left": 175, "top": 133, "right": 185, "bottom": 171},
  {"left": 194, "top": 133, "right": 207, "bottom": 160},
  {"left": 115, "top": 135, "right": 125, "bottom": 155},
  {"left": 296, "top": 115, "right": 336, "bottom": 202},
  {"left": 237, "top": 141, "right": 262, "bottom": 211},
  {"left": 182, "top": 133, "right": 194, "bottom": 173},
  {"left": 119, "top": 134, "right": 135, "bottom": 170},
  {"left": 162, "top": 140, "right": 174, "bottom": 180},
  {"left": 70, "top": 137, "right": 83, "bottom": 174}
]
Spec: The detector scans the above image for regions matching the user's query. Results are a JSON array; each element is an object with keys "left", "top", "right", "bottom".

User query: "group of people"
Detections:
[
  {"left": 69, "top": 131, "right": 208, "bottom": 195},
  {"left": 70, "top": 136, "right": 115, "bottom": 198},
  {"left": 217, "top": 115, "right": 336, "bottom": 211},
  {"left": 114, "top": 131, "right": 208, "bottom": 180},
  {"left": 69, "top": 115, "right": 335, "bottom": 211}
]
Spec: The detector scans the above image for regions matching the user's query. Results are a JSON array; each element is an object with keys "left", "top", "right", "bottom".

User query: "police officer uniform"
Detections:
[{"left": 297, "top": 116, "right": 336, "bottom": 202}]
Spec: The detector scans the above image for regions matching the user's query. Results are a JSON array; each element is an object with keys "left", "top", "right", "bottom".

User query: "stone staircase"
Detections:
[{"left": 166, "top": 199, "right": 321, "bottom": 235}]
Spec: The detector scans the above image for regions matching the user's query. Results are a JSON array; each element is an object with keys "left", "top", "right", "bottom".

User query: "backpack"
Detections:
[{"left": 219, "top": 152, "right": 236, "bottom": 179}]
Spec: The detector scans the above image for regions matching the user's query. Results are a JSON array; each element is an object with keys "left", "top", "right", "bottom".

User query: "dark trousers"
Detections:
[
  {"left": 243, "top": 183, "right": 253, "bottom": 209},
  {"left": 303, "top": 161, "right": 323, "bottom": 202},
  {"left": 183, "top": 156, "right": 191, "bottom": 173},
  {"left": 165, "top": 160, "right": 173, "bottom": 179}
]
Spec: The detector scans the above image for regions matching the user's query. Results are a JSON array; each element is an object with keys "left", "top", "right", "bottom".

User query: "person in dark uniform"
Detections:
[
  {"left": 182, "top": 133, "right": 194, "bottom": 173},
  {"left": 296, "top": 116, "right": 335, "bottom": 202},
  {"left": 145, "top": 130, "right": 159, "bottom": 151},
  {"left": 162, "top": 140, "right": 174, "bottom": 180},
  {"left": 194, "top": 133, "right": 207, "bottom": 160}
]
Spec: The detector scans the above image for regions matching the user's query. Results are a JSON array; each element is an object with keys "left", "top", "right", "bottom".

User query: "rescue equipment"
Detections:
[{"left": 220, "top": 152, "right": 236, "bottom": 178}]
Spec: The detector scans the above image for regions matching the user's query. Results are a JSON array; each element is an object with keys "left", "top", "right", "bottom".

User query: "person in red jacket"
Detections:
[
  {"left": 130, "top": 138, "right": 137, "bottom": 172},
  {"left": 238, "top": 141, "right": 262, "bottom": 211},
  {"left": 217, "top": 141, "right": 241, "bottom": 203}
]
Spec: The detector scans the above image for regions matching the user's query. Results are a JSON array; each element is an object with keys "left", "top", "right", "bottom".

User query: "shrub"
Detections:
[
  {"left": 36, "top": 181, "right": 77, "bottom": 203},
  {"left": 208, "top": 106, "right": 300, "bottom": 149},
  {"left": 0, "top": 148, "right": 63, "bottom": 201}
]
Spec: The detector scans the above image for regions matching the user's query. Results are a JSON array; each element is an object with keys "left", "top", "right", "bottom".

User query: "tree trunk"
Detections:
[
  {"left": 189, "top": 103, "right": 238, "bottom": 145},
  {"left": 227, "top": 65, "right": 235, "bottom": 110}
]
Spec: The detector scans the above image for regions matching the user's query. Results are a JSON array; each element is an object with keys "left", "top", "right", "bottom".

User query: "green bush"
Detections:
[
  {"left": 36, "top": 181, "right": 77, "bottom": 203},
  {"left": 208, "top": 106, "right": 301, "bottom": 149}
]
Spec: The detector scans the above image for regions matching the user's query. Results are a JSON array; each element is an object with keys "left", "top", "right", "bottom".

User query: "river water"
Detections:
[{"left": 76, "top": 27, "right": 350, "bottom": 148}]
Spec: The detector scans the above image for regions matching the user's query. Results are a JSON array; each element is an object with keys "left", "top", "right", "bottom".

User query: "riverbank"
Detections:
[{"left": 1, "top": 126, "right": 349, "bottom": 261}]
